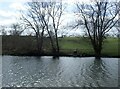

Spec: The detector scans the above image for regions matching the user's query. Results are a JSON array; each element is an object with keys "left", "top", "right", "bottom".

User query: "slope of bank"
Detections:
[{"left": 2, "top": 35, "right": 119, "bottom": 58}]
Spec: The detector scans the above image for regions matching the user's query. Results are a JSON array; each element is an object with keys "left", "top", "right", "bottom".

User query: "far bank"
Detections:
[{"left": 2, "top": 35, "right": 119, "bottom": 58}]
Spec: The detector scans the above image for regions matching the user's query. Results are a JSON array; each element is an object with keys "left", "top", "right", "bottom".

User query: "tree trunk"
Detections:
[
  {"left": 39, "top": 37, "right": 43, "bottom": 54},
  {"left": 95, "top": 50, "right": 101, "bottom": 59},
  {"left": 50, "top": 37, "right": 56, "bottom": 53},
  {"left": 94, "top": 45, "right": 102, "bottom": 59},
  {"left": 45, "top": 25, "right": 56, "bottom": 54},
  {"left": 36, "top": 36, "right": 41, "bottom": 55},
  {"left": 90, "top": 37, "right": 103, "bottom": 60},
  {"left": 55, "top": 32, "right": 59, "bottom": 56},
  {"left": 39, "top": 29, "right": 44, "bottom": 54}
]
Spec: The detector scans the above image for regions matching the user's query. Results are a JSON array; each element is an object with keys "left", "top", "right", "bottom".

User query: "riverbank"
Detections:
[
  {"left": 2, "top": 35, "right": 119, "bottom": 58},
  {"left": 2, "top": 53, "right": 120, "bottom": 58},
  {"left": 2, "top": 51, "right": 120, "bottom": 58}
]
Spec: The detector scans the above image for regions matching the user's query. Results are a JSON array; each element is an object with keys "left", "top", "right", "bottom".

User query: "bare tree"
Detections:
[
  {"left": 21, "top": 1, "right": 48, "bottom": 54},
  {"left": 21, "top": 0, "right": 64, "bottom": 56},
  {"left": 75, "top": 0, "right": 119, "bottom": 59},
  {"left": 116, "top": 2, "right": 120, "bottom": 38},
  {"left": 9, "top": 23, "right": 25, "bottom": 36},
  {"left": 0, "top": 26, "right": 7, "bottom": 35},
  {"left": 47, "top": 0, "right": 64, "bottom": 55}
]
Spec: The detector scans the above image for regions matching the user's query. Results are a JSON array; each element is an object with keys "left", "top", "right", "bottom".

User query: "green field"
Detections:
[
  {"left": 59, "top": 37, "right": 119, "bottom": 56},
  {"left": 2, "top": 36, "right": 119, "bottom": 57}
]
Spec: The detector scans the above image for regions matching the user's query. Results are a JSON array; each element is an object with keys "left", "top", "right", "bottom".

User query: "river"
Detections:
[{"left": 1, "top": 56, "right": 118, "bottom": 87}]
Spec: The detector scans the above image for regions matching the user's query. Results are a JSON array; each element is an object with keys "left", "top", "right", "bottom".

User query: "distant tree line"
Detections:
[{"left": 0, "top": 23, "right": 25, "bottom": 36}]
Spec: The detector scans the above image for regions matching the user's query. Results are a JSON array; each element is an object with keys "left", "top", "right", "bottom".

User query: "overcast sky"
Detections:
[
  {"left": 0, "top": 0, "right": 118, "bottom": 25},
  {"left": 0, "top": 0, "right": 80, "bottom": 36},
  {"left": 0, "top": 0, "right": 119, "bottom": 36}
]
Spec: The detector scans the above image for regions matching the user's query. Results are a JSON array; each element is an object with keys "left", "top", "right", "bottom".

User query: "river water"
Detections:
[{"left": 1, "top": 56, "right": 118, "bottom": 87}]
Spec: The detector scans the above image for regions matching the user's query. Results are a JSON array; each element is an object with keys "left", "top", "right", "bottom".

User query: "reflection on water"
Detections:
[{"left": 2, "top": 56, "right": 118, "bottom": 87}]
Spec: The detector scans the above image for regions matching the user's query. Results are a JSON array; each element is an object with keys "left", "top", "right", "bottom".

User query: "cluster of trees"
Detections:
[
  {"left": 0, "top": 23, "right": 25, "bottom": 36},
  {"left": 21, "top": 1, "right": 64, "bottom": 56},
  {"left": 1, "top": 0, "right": 119, "bottom": 59}
]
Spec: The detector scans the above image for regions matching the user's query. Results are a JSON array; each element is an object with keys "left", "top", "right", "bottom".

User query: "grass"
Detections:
[
  {"left": 102, "top": 37, "right": 119, "bottom": 56},
  {"left": 59, "top": 37, "right": 94, "bottom": 55},
  {"left": 2, "top": 35, "right": 119, "bottom": 57},
  {"left": 59, "top": 37, "right": 119, "bottom": 57}
]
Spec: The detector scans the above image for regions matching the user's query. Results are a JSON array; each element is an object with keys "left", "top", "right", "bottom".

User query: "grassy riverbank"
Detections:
[{"left": 2, "top": 35, "right": 119, "bottom": 57}]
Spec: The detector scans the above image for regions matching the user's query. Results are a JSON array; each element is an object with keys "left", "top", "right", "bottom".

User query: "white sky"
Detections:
[
  {"left": 0, "top": 0, "right": 81, "bottom": 35},
  {"left": 0, "top": 0, "right": 118, "bottom": 25},
  {"left": 0, "top": 0, "right": 119, "bottom": 36}
]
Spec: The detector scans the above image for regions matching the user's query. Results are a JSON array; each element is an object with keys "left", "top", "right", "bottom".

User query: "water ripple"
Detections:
[{"left": 2, "top": 56, "right": 118, "bottom": 87}]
